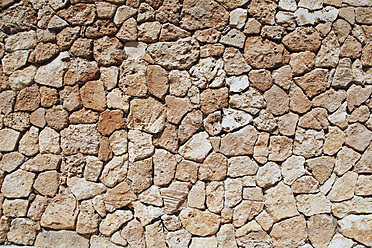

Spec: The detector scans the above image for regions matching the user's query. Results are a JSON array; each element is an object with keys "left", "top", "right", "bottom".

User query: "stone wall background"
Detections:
[{"left": 0, "top": 0, "right": 371, "bottom": 247}]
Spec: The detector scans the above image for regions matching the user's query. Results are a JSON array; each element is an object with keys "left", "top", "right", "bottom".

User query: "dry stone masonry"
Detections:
[{"left": 0, "top": 0, "right": 371, "bottom": 247}]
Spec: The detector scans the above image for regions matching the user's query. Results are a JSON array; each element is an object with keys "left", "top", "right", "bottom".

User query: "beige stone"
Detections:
[
  {"left": 99, "top": 155, "right": 127, "bottom": 187},
  {"left": 175, "top": 160, "right": 199, "bottom": 184},
  {"left": 2, "top": 50, "right": 30, "bottom": 75},
  {"left": 223, "top": 47, "right": 251, "bottom": 76},
  {"left": 109, "top": 130, "right": 128, "bottom": 156},
  {"left": 40, "top": 190, "right": 78, "bottom": 230},
  {"left": 121, "top": 219, "right": 146, "bottom": 248},
  {"left": 247, "top": 0, "right": 277, "bottom": 25},
  {"left": 268, "top": 136, "right": 293, "bottom": 162},
  {"left": 127, "top": 158, "right": 153, "bottom": 193},
  {"left": 127, "top": 97, "right": 166, "bottom": 134},
  {"left": 327, "top": 171, "right": 358, "bottom": 202},
  {"left": 293, "top": 128, "right": 325, "bottom": 159},
  {"left": 3, "top": 199, "right": 28, "bottom": 217},
  {"left": 283, "top": 27, "right": 322, "bottom": 52},
  {"left": 60, "top": 85, "right": 82, "bottom": 112},
  {"left": 355, "top": 175, "right": 372, "bottom": 196},
  {"left": 253, "top": 109, "right": 277, "bottom": 132},
  {"left": 160, "top": 181, "right": 190, "bottom": 214},
  {"left": 93, "top": 36, "right": 125, "bottom": 66},
  {"left": 179, "top": 207, "right": 220, "bottom": 236},
  {"left": 281, "top": 155, "right": 307, "bottom": 185},
  {"left": 179, "top": 132, "right": 212, "bottom": 162},
  {"left": 306, "top": 156, "right": 335, "bottom": 184},
  {"left": 199, "top": 152, "right": 227, "bottom": 181},
  {"left": 64, "top": 58, "right": 99, "bottom": 86},
  {"left": 45, "top": 105, "right": 69, "bottom": 131},
  {"left": 339, "top": 215, "right": 372, "bottom": 247},
  {"left": 61, "top": 124, "right": 101, "bottom": 155},
  {"left": 194, "top": 28, "right": 221, "bottom": 43},
  {"left": 2, "top": 169, "right": 35, "bottom": 198},
  {"left": 233, "top": 200, "right": 264, "bottom": 228},
  {"left": 265, "top": 182, "right": 298, "bottom": 222},
  {"left": 33, "top": 170, "right": 59, "bottom": 197},
  {"left": 0, "top": 152, "right": 24, "bottom": 173},
  {"left": 298, "top": 108, "right": 329, "bottom": 130},
  {"left": 307, "top": 214, "right": 337, "bottom": 248},
  {"left": 166, "top": 96, "right": 192, "bottom": 124},
  {"left": 341, "top": 35, "right": 362, "bottom": 58},
  {"left": 225, "top": 178, "right": 242, "bottom": 208},
  {"left": 345, "top": 123, "right": 372, "bottom": 152},
  {"left": 139, "top": 185, "right": 163, "bottom": 207},
  {"left": 248, "top": 69, "right": 273, "bottom": 92},
  {"left": 99, "top": 210, "right": 133, "bottom": 237},
  {"left": 154, "top": 123, "right": 179, "bottom": 153},
  {"left": 67, "top": 177, "right": 106, "bottom": 201},
  {"left": 332, "top": 196, "right": 372, "bottom": 219},
  {"left": 253, "top": 132, "right": 269, "bottom": 164},
  {"left": 103, "top": 181, "right": 137, "bottom": 212},
  {"left": 133, "top": 201, "right": 164, "bottom": 226},
  {"left": 335, "top": 146, "right": 361, "bottom": 176},
  {"left": 205, "top": 181, "right": 224, "bottom": 213},
  {"left": 153, "top": 149, "right": 176, "bottom": 186},
  {"left": 80, "top": 81, "right": 106, "bottom": 112},
  {"left": 188, "top": 181, "right": 205, "bottom": 210},
  {"left": 220, "top": 126, "right": 258, "bottom": 156},
  {"left": 128, "top": 130, "right": 154, "bottom": 162},
  {"left": 294, "top": 69, "right": 330, "bottom": 98},
  {"left": 228, "top": 156, "right": 258, "bottom": 177},
  {"left": 97, "top": 110, "right": 125, "bottom": 136},
  {"left": 76, "top": 200, "right": 100, "bottom": 235},
  {"left": 296, "top": 193, "right": 331, "bottom": 216},
  {"left": 90, "top": 235, "right": 122, "bottom": 248},
  {"left": 0, "top": 128, "right": 20, "bottom": 152},
  {"left": 145, "top": 221, "right": 167, "bottom": 248},
  {"left": 21, "top": 154, "right": 61, "bottom": 172},
  {"left": 7, "top": 218, "right": 39, "bottom": 246},
  {"left": 289, "top": 51, "right": 315, "bottom": 76},
  {"left": 18, "top": 126, "right": 39, "bottom": 156},
  {"left": 159, "top": 23, "right": 191, "bottom": 42},
  {"left": 328, "top": 233, "right": 355, "bottom": 248},
  {"left": 161, "top": 214, "right": 181, "bottom": 231},
  {"left": 27, "top": 195, "right": 50, "bottom": 221},
  {"left": 35, "top": 230, "right": 89, "bottom": 248},
  {"left": 230, "top": 88, "right": 265, "bottom": 115},
  {"left": 271, "top": 215, "right": 307, "bottom": 248}
]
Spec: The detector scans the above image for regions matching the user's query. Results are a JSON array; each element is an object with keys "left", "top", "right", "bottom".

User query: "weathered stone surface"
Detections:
[
  {"left": 283, "top": 27, "right": 322, "bottom": 52},
  {"left": 220, "top": 125, "right": 259, "bottom": 156},
  {"left": 247, "top": 0, "right": 277, "bottom": 25},
  {"left": 61, "top": 124, "right": 101, "bottom": 155},
  {"left": 57, "top": 4, "right": 96, "bottom": 25},
  {"left": 160, "top": 181, "right": 189, "bottom": 214},
  {"left": 33, "top": 170, "right": 59, "bottom": 197},
  {"left": 153, "top": 149, "right": 176, "bottom": 186},
  {"left": 67, "top": 177, "right": 106, "bottom": 201},
  {"left": 270, "top": 216, "right": 307, "bottom": 248},
  {"left": 9, "top": 66, "right": 37, "bottom": 91},
  {"left": 38, "top": 127, "right": 60, "bottom": 154},
  {"left": 97, "top": 110, "right": 125, "bottom": 137},
  {"left": 2, "top": 169, "right": 34, "bottom": 198},
  {"left": 64, "top": 58, "right": 99, "bottom": 86},
  {"left": 0, "top": 152, "right": 24, "bottom": 173},
  {"left": 327, "top": 171, "right": 358, "bottom": 202},
  {"left": 233, "top": 200, "right": 264, "bottom": 228},
  {"left": 223, "top": 47, "right": 251, "bottom": 76},
  {"left": 1, "top": 50, "right": 30, "bottom": 75},
  {"left": 230, "top": 88, "right": 265, "bottom": 115},
  {"left": 179, "top": 132, "right": 212, "bottom": 162},
  {"left": 40, "top": 190, "right": 78, "bottom": 230},
  {"left": 339, "top": 215, "right": 372, "bottom": 247},
  {"left": 281, "top": 155, "right": 307, "bottom": 185},
  {"left": 7, "top": 218, "right": 39, "bottom": 246},
  {"left": 99, "top": 155, "right": 127, "bottom": 187},
  {"left": 307, "top": 214, "right": 336, "bottom": 248},
  {"left": 45, "top": 105, "right": 69, "bottom": 131},
  {"left": 289, "top": 51, "right": 315, "bottom": 76},
  {"left": 93, "top": 36, "right": 125, "bottom": 66},
  {"left": 244, "top": 36, "right": 286, "bottom": 69},
  {"left": 76, "top": 200, "right": 100, "bottom": 235},
  {"left": 296, "top": 193, "right": 331, "bottom": 216},
  {"left": 34, "top": 52, "right": 69, "bottom": 88},
  {"left": 328, "top": 233, "right": 355, "bottom": 248},
  {"left": 180, "top": 208, "right": 220, "bottom": 236},
  {"left": 99, "top": 210, "right": 133, "bottom": 236},
  {"left": 0, "top": 91, "right": 15, "bottom": 115},
  {"left": 293, "top": 128, "right": 325, "bottom": 158},
  {"left": 128, "top": 130, "right": 154, "bottom": 162},
  {"left": 121, "top": 219, "right": 146, "bottom": 248},
  {"left": 253, "top": 109, "right": 277, "bottom": 132},
  {"left": 127, "top": 158, "right": 153, "bottom": 193},
  {"left": 345, "top": 123, "right": 372, "bottom": 152},
  {"left": 35, "top": 230, "right": 89, "bottom": 248},
  {"left": 103, "top": 181, "right": 136, "bottom": 212},
  {"left": 3, "top": 112, "right": 30, "bottom": 131},
  {"left": 265, "top": 182, "right": 298, "bottom": 222},
  {"left": 355, "top": 175, "right": 372, "bottom": 196},
  {"left": 21, "top": 154, "right": 61, "bottom": 172}
]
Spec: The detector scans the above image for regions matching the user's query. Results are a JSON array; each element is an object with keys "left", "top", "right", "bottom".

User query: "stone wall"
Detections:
[{"left": 0, "top": 0, "right": 371, "bottom": 247}]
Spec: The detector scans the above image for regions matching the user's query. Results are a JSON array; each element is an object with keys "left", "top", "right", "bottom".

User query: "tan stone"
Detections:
[
  {"left": 56, "top": 26, "right": 80, "bottom": 50},
  {"left": 97, "top": 110, "right": 125, "bottom": 137},
  {"left": 80, "top": 81, "right": 106, "bottom": 112},
  {"left": 255, "top": 210, "right": 274, "bottom": 232},
  {"left": 2, "top": 169, "right": 35, "bottom": 198},
  {"left": 175, "top": 160, "right": 199, "bottom": 184},
  {"left": 127, "top": 97, "right": 166, "bottom": 134},
  {"left": 256, "top": 162, "right": 282, "bottom": 188},
  {"left": 145, "top": 221, "right": 167, "bottom": 248},
  {"left": 99, "top": 210, "right": 133, "bottom": 237},
  {"left": 93, "top": 36, "right": 125, "bottom": 66},
  {"left": 347, "top": 85, "right": 372, "bottom": 111},
  {"left": 315, "top": 32, "right": 340, "bottom": 68},
  {"left": 289, "top": 84, "right": 311, "bottom": 114},
  {"left": 233, "top": 200, "right": 264, "bottom": 228},
  {"left": 128, "top": 130, "right": 154, "bottom": 162},
  {"left": 153, "top": 149, "right": 176, "bottom": 186},
  {"left": 323, "top": 126, "right": 345, "bottom": 156},
  {"left": 292, "top": 176, "right": 319, "bottom": 194},
  {"left": 127, "top": 158, "right": 153, "bottom": 193},
  {"left": 116, "top": 18, "right": 138, "bottom": 42},
  {"left": 198, "top": 152, "right": 227, "bottom": 181},
  {"left": 289, "top": 51, "right": 315, "bottom": 76},
  {"left": 180, "top": 207, "right": 220, "bottom": 236},
  {"left": 7, "top": 218, "right": 39, "bottom": 246},
  {"left": 33, "top": 170, "right": 59, "bottom": 197},
  {"left": 230, "top": 88, "right": 265, "bottom": 115},
  {"left": 345, "top": 123, "right": 372, "bottom": 152},
  {"left": 1, "top": 50, "right": 30, "bottom": 75},
  {"left": 179, "top": 110, "right": 203, "bottom": 143},
  {"left": 335, "top": 146, "right": 361, "bottom": 176},
  {"left": 38, "top": 127, "right": 59, "bottom": 153},
  {"left": 294, "top": 69, "right": 330, "bottom": 98},
  {"left": 60, "top": 85, "right": 82, "bottom": 112},
  {"left": 179, "top": 132, "right": 212, "bottom": 162},
  {"left": 139, "top": 185, "right": 163, "bottom": 207},
  {"left": 14, "top": 85, "right": 40, "bottom": 112},
  {"left": 203, "top": 111, "right": 222, "bottom": 136},
  {"left": 133, "top": 201, "right": 164, "bottom": 226},
  {"left": 327, "top": 171, "right": 358, "bottom": 202},
  {"left": 153, "top": 123, "right": 179, "bottom": 153},
  {"left": 283, "top": 27, "right": 322, "bottom": 52},
  {"left": 306, "top": 156, "right": 335, "bottom": 184},
  {"left": 253, "top": 132, "right": 269, "bottom": 164},
  {"left": 159, "top": 23, "right": 190, "bottom": 42},
  {"left": 27, "top": 195, "right": 50, "bottom": 221},
  {"left": 247, "top": 0, "right": 277, "bottom": 25},
  {"left": 3, "top": 199, "right": 28, "bottom": 217},
  {"left": 222, "top": 47, "right": 251, "bottom": 76},
  {"left": 220, "top": 126, "right": 258, "bottom": 156},
  {"left": 225, "top": 178, "right": 242, "bottom": 208},
  {"left": 160, "top": 181, "right": 190, "bottom": 214},
  {"left": 244, "top": 36, "right": 285, "bottom": 69},
  {"left": 61, "top": 124, "right": 101, "bottom": 155},
  {"left": 45, "top": 105, "right": 69, "bottom": 131},
  {"left": 161, "top": 214, "right": 181, "bottom": 231},
  {"left": 355, "top": 175, "right": 372, "bottom": 196},
  {"left": 205, "top": 181, "right": 224, "bottom": 213},
  {"left": 188, "top": 181, "right": 205, "bottom": 209},
  {"left": 3, "top": 112, "right": 30, "bottom": 132},
  {"left": 270, "top": 216, "right": 307, "bottom": 248},
  {"left": 21, "top": 154, "right": 61, "bottom": 172},
  {"left": 339, "top": 215, "right": 372, "bottom": 247},
  {"left": 296, "top": 193, "right": 331, "bottom": 216},
  {"left": 40, "top": 190, "right": 78, "bottom": 230},
  {"left": 248, "top": 69, "right": 273, "bottom": 92},
  {"left": 64, "top": 58, "right": 99, "bottom": 86},
  {"left": 0, "top": 152, "right": 24, "bottom": 173},
  {"left": 121, "top": 219, "right": 146, "bottom": 248},
  {"left": 268, "top": 136, "right": 293, "bottom": 162},
  {"left": 265, "top": 182, "right": 298, "bottom": 222},
  {"left": 76, "top": 200, "right": 100, "bottom": 235},
  {"left": 166, "top": 96, "right": 192, "bottom": 124},
  {"left": 253, "top": 109, "right": 277, "bottom": 132},
  {"left": 67, "top": 177, "right": 106, "bottom": 201},
  {"left": 332, "top": 196, "right": 372, "bottom": 219},
  {"left": 99, "top": 155, "right": 127, "bottom": 187},
  {"left": 103, "top": 181, "right": 137, "bottom": 212},
  {"left": 228, "top": 156, "right": 258, "bottom": 177},
  {"left": 200, "top": 87, "right": 228, "bottom": 115},
  {"left": 35, "top": 230, "right": 89, "bottom": 248},
  {"left": 293, "top": 128, "right": 325, "bottom": 159},
  {"left": 298, "top": 108, "right": 329, "bottom": 130},
  {"left": 340, "top": 35, "right": 362, "bottom": 58},
  {"left": 39, "top": 87, "right": 58, "bottom": 108}
]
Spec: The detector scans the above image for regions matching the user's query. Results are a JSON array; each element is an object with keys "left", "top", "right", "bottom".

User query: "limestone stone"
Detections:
[
  {"left": 256, "top": 162, "right": 282, "bottom": 188},
  {"left": 347, "top": 85, "right": 372, "bottom": 111},
  {"left": 292, "top": 176, "right": 318, "bottom": 193},
  {"left": 328, "top": 233, "right": 355, "bottom": 248},
  {"left": 80, "top": 81, "right": 106, "bottom": 112},
  {"left": 40, "top": 190, "right": 78, "bottom": 230},
  {"left": 127, "top": 157, "right": 153, "bottom": 193},
  {"left": 348, "top": 105, "right": 370, "bottom": 123},
  {"left": 76, "top": 200, "right": 100, "bottom": 235},
  {"left": 179, "top": 207, "right": 220, "bottom": 236},
  {"left": 133, "top": 201, "right": 164, "bottom": 226},
  {"left": 298, "top": 108, "right": 329, "bottom": 130},
  {"left": 100, "top": 66, "right": 118, "bottom": 91},
  {"left": 180, "top": 0, "right": 229, "bottom": 31},
  {"left": 215, "top": 0, "right": 248, "bottom": 10},
  {"left": 188, "top": 181, "right": 205, "bottom": 209},
  {"left": 34, "top": 52, "right": 69, "bottom": 88},
  {"left": 161, "top": 214, "right": 181, "bottom": 231},
  {"left": 225, "top": 178, "right": 242, "bottom": 208},
  {"left": 3, "top": 112, "right": 30, "bottom": 132},
  {"left": 322, "top": 127, "right": 345, "bottom": 156},
  {"left": 7, "top": 218, "right": 39, "bottom": 246},
  {"left": 175, "top": 160, "right": 199, "bottom": 184},
  {"left": 21, "top": 154, "right": 61, "bottom": 172},
  {"left": 27, "top": 195, "right": 50, "bottom": 221},
  {"left": 159, "top": 23, "right": 190, "bottom": 41},
  {"left": 203, "top": 111, "right": 222, "bottom": 136},
  {"left": 90, "top": 235, "right": 123, "bottom": 248},
  {"left": 248, "top": 69, "right": 273, "bottom": 92},
  {"left": 113, "top": 5, "right": 137, "bottom": 26},
  {"left": 277, "top": 112, "right": 298, "bottom": 136},
  {"left": 334, "top": 147, "right": 360, "bottom": 176},
  {"left": 67, "top": 177, "right": 106, "bottom": 201},
  {"left": 61, "top": 124, "right": 101, "bottom": 155},
  {"left": 138, "top": 21, "right": 161, "bottom": 42},
  {"left": 283, "top": 27, "right": 322, "bottom": 52},
  {"left": 293, "top": 128, "right": 325, "bottom": 159},
  {"left": 220, "top": 125, "right": 259, "bottom": 156},
  {"left": 64, "top": 58, "right": 99, "bottom": 86},
  {"left": 1, "top": 50, "right": 30, "bottom": 75},
  {"left": 226, "top": 75, "right": 249, "bottom": 93},
  {"left": 93, "top": 36, "right": 125, "bottom": 66},
  {"left": 228, "top": 156, "right": 258, "bottom": 177},
  {"left": 289, "top": 51, "right": 315, "bottom": 76},
  {"left": 9, "top": 66, "right": 37, "bottom": 91},
  {"left": 103, "top": 181, "right": 137, "bottom": 212},
  {"left": 233, "top": 200, "right": 264, "bottom": 228},
  {"left": 153, "top": 149, "right": 176, "bottom": 186},
  {"left": 33, "top": 170, "right": 59, "bottom": 197},
  {"left": 35, "top": 230, "right": 89, "bottom": 248},
  {"left": 253, "top": 132, "right": 269, "bottom": 164},
  {"left": 154, "top": 123, "right": 179, "bottom": 153},
  {"left": 235, "top": 220, "right": 271, "bottom": 247},
  {"left": 57, "top": 4, "right": 96, "bottom": 25},
  {"left": 39, "top": 127, "right": 60, "bottom": 154},
  {"left": 121, "top": 219, "right": 146, "bottom": 248},
  {"left": 5, "top": 30, "right": 36, "bottom": 52},
  {"left": 265, "top": 182, "right": 298, "bottom": 222},
  {"left": 355, "top": 175, "right": 372, "bottom": 196},
  {"left": 289, "top": 84, "right": 311, "bottom": 114},
  {"left": 86, "top": 20, "right": 118, "bottom": 39},
  {"left": 128, "top": 130, "right": 154, "bottom": 162},
  {"left": 332, "top": 196, "right": 372, "bottom": 219},
  {"left": 18, "top": 126, "right": 38, "bottom": 156},
  {"left": 306, "top": 156, "right": 335, "bottom": 184},
  {"left": 247, "top": 0, "right": 277, "bottom": 25},
  {"left": 296, "top": 193, "right": 331, "bottom": 216},
  {"left": 147, "top": 37, "right": 199, "bottom": 70},
  {"left": 166, "top": 229, "right": 192, "bottom": 248},
  {"left": 168, "top": 70, "right": 191, "bottom": 97},
  {"left": 111, "top": 231, "right": 127, "bottom": 246},
  {"left": 83, "top": 156, "right": 103, "bottom": 182},
  {"left": 244, "top": 36, "right": 286, "bottom": 69},
  {"left": 39, "top": 87, "right": 58, "bottom": 108},
  {"left": 118, "top": 57, "right": 148, "bottom": 97},
  {"left": 56, "top": 26, "right": 80, "bottom": 50},
  {"left": 220, "top": 29, "right": 245, "bottom": 49},
  {"left": 99, "top": 155, "right": 127, "bottom": 187},
  {"left": 200, "top": 43, "right": 225, "bottom": 58},
  {"left": 253, "top": 109, "right": 277, "bottom": 132},
  {"left": 97, "top": 110, "right": 125, "bottom": 137},
  {"left": 327, "top": 171, "right": 358, "bottom": 202},
  {"left": 179, "top": 132, "right": 212, "bottom": 162},
  {"left": 315, "top": 32, "right": 340, "bottom": 68},
  {"left": 28, "top": 43, "right": 59, "bottom": 64},
  {"left": 189, "top": 237, "right": 218, "bottom": 248},
  {"left": 306, "top": 214, "right": 336, "bottom": 248},
  {"left": 127, "top": 97, "right": 166, "bottom": 134},
  {"left": 0, "top": 91, "right": 15, "bottom": 115},
  {"left": 61, "top": 153, "right": 86, "bottom": 178},
  {"left": 281, "top": 155, "right": 307, "bottom": 185},
  {"left": 339, "top": 215, "right": 372, "bottom": 247},
  {"left": 3, "top": 199, "right": 28, "bottom": 217},
  {"left": 96, "top": 1, "right": 116, "bottom": 18},
  {"left": 221, "top": 108, "right": 252, "bottom": 132},
  {"left": 206, "top": 181, "right": 224, "bottom": 213},
  {"left": 145, "top": 221, "right": 167, "bottom": 248},
  {"left": 270, "top": 216, "right": 307, "bottom": 248},
  {"left": 345, "top": 123, "right": 372, "bottom": 152},
  {"left": 99, "top": 210, "right": 133, "bottom": 237},
  {"left": 116, "top": 18, "right": 137, "bottom": 42},
  {"left": 160, "top": 181, "right": 189, "bottom": 214},
  {"left": 244, "top": 18, "right": 262, "bottom": 35},
  {"left": 165, "top": 96, "right": 191, "bottom": 125},
  {"left": 230, "top": 88, "right": 266, "bottom": 115},
  {"left": 223, "top": 47, "right": 251, "bottom": 76},
  {"left": 139, "top": 185, "right": 163, "bottom": 207},
  {"left": 0, "top": 152, "right": 24, "bottom": 173},
  {"left": 45, "top": 105, "right": 69, "bottom": 131},
  {"left": 2, "top": 169, "right": 34, "bottom": 198}
]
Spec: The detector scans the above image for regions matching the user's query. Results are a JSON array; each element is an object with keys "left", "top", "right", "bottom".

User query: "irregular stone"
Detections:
[
  {"left": 292, "top": 176, "right": 319, "bottom": 194},
  {"left": 161, "top": 215, "right": 181, "bottom": 231},
  {"left": 194, "top": 28, "right": 221, "bottom": 43},
  {"left": 221, "top": 108, "right": 252, "bottom": 132},
  {"left": 188, "top": 181, "right": 205, "bottom": 209},
  {"left": 230, "top": 88, "right": 265, "bottom": 115},
  {"left": 253, "top": 132, "right": 269, "bottom": 164},
  {"left": 116, "top": 18, "right": 137, "bottom": 42},
  {"left": 339, "top": 215, "right": 372, "bottom": 247},
  {"left": 64, "top": 58, "right": 99, "bottom": 86},
  {"left": 76, "top": 200, "right": 100, "bottom": 235},
  {"left": 121, "top": 219, "right": 146, "bottom": 248},
  {"left": 165, "top": 96, "right": 191, "bottom": 125},
  {"left": 133, "top": 201, "right": 163, "bottom": 226},
  {"left": 203, "top": 111, "right": 222, "bottom": 136},
  {"left": 205, "top": 181, "right": 224, "bottom": 213},
  {"left": 177, "top": 110, "right": 202, "bottom": 143},
  {"left": 80, "top": 81, "right": 106, "bottom": 112},
  {"left": 145, "top": 65, "right": 168, "bottom": 100},
  {"left": 220, "top": 125, "right": 259, "bottom": 156},
  {"left": 345, "top": 123, "right": 372, "bottom": 152},
  {"left": 153, "top": 149, "right": 176, "bottom": 186},
  {"left": 334, "top": 146, "right": 360, "bottom": 176},
  {"left": 256, "top": 162, "right": 282, "bottom": 188},
  {"left": 100, "top": 66, "right": 118, "bottom": 90},
  {"left": 179, "top": 132, "right": 212, "bottom": 162},
  {"left": 296, "top": 193, "right": 331, "bottom": 216},
  {"left": 277, "top": 112, "right": 298, "bottom": 136},
  {"left": 180, "top": 207, "right": 220, "bottom": 236},
  {"left": 7, "top": 218, "right": 39, "bottom": 246},
  {"left": 86, "top": 20, "right": 118, "bottom": 39},
  {"left": 56, "top": 26, "right": 80, "bottom": 50},
  {"left": 145, "top": 221, "right": 167, "bottom": 248},
  {"left": 166, "top": 229, "right": 192, "bottom": 248},
  {"left": 45, "top": 105, "right": 69, "bottom": 131},
  {"left": 21, "top": 154, "right": 61, "bottom": 172},
  {"left": 147, "top": 37, "right": 199, "bottom": 70},
  {"left": 67, "top": 177, "right": 106, "bottom": 201},
  {"left": 18, "top": 126, "right": 39, "bottom": 156},
  {"left": 298, "top": 108, "right": 329, "bottom": 130},
  {"left": 33, "top": 170, "right": 59, "bottom": 197},
  {"left": 175, "top": 160, "right": 199, "bottom": 184},
  {"left": 127, "top": 158, "right": 153, "bottom": 193},
  {"left": 159, "top": 181, "right": 189, "bottom": 214},
  {"left": 99, "top": 210, "right": 133, "bottom": 237},
  {"left": 90, "top": 235, "right": 123, "bottom": 248},
  {"left": 328, "top": 233, "right": 356, "bottom": 248},
  {"left": 35, "top": 230, "right": 89, "bottom": 248},
  {"left": 235, "top": 220, "right": 271, "bottom": 247},
  {"left": 347, "top": 85, "right": 372, "bottom": 111},
  {"left": 69, "top": 108, "right": 99, "bottom": 124},
  {"left": 233, "top": 200, "right": 264, "bottom": 228},
  {"left": 9, "top": 66, "right": 37, "bottom": 91},
  {"left": 272, "top": 66, "right": 292, "bottom": 91},
  {"left": 247, "top": 0, "right": 277, "bottom": 25},
  {"left": 103, "top": 181, "right": 137, "bottom": 211},
  {"left": 222, "top": 47, "right": 251, "bottom": 76},
  {"left": 220, "top": 29, "right": 245, "bottom": 48},
  {"left": 289, "top": 51, "right": 315, "bottom": 76},
  {"left": 118, "top": 57, "right": 148, "bottom": 97},
  {"left": 57, "top": 3, "right": 96, "bottom": 25},
  {"left": 315, "top": 31, "right": 340, "bottom": 68},
  {"left": 34, "top": 51, "right": 69, "bottom": 88},
  {"left": 327, "top": 171, "right": 358, "bottom": 202},
  {"left": 2, "top": 169, "right": 34, "bottom": 198},
  {"left": 99, "top": 155, "right": 127, "bottom": 187},
  {"left": 138, "top": 21, "right": 161, "bottom": 42},
  {"left": 305, "top": 156, "right": 335, "bottom": 185},
  {"left": 128, "top": 130, "right": 154, "bottom": 162},
  {"left": 248, "top": 69, "right": 273, "bottom": 92},
  {"left": 225, "top": 178, "right": 242, "bottom": 208},
  {"left": 39, "top": 87, "right": 58, "bottom": 108},
  {"left": 153, "top": 123, "right": 179, "bottom": 153},
  {"left": 332, "top": 58, "right": 353, "bottom": 88},
  {"left": 244, "top": 36, "right": 285, "bottom": 69},
  {"left": 270, "top": 216, "right": 307, "bottom": 248},
  {"left": 283, "top": 27, "right": 322, "bottom": 52},
  {"left": 61, "top": 153, "right": 86, "bottom": 178},
  {"left": 355, "top": 175, "right": 372, "bottom": 196},
  {"left": 0, "top": 91, "right": 15, "bottom": 115},
  {"left": 61, "top": 124, "right": 101, "bottom": 155},
  {"left": 40, "top": 190, "right": 78, "bottom": 230},
  {"left": 228, "top": 156, "right": 258, "bottom": 177},
  {"left": 97, "top": 110, "right": 125, "bottom": 137},
  {"left": 3, "top": 198, "right": 29, "bottom": 217},
  {"left": 139, "top": 185, "right": 163, "bottom": 207},
  {"left": 27, "top": 195, "right": 50, "bottom": 221},
  {"left": 1, "top": 50, "right": 30, "bottom": 75},
  {"left": 253, "top": 109, "right": 277, "bottom": 132},
  {"left": 0, "top": 152, "right": 24, "bottom": 173},
  {"left": 3, "top": 112, "right": 30, "bottom": 132},
  {"left": 93, "top": 36, "right": 125, "bottom": 66},
  {"left": 127, "top": 97, "right": 166, "bottom": 134},
  {"left": 265, "top": 182, "right": 298, "bottom": 222},
  {"left": 332, "top": 196, "right": 372, "bottom": 219}
]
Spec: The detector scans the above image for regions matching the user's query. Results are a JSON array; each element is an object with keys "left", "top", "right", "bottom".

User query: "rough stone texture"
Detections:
[
  {"left": 339, "top": 215, "right": 372, "bottom": 246},
  {"left": 180, "top": 208, "right": 220, "bottom": 236},
  {"left": 61, "top": 124, "right": 101, "bottom": 155},
  {"left": 270, "top": 216, "right": 307, "bottom": 248}
]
